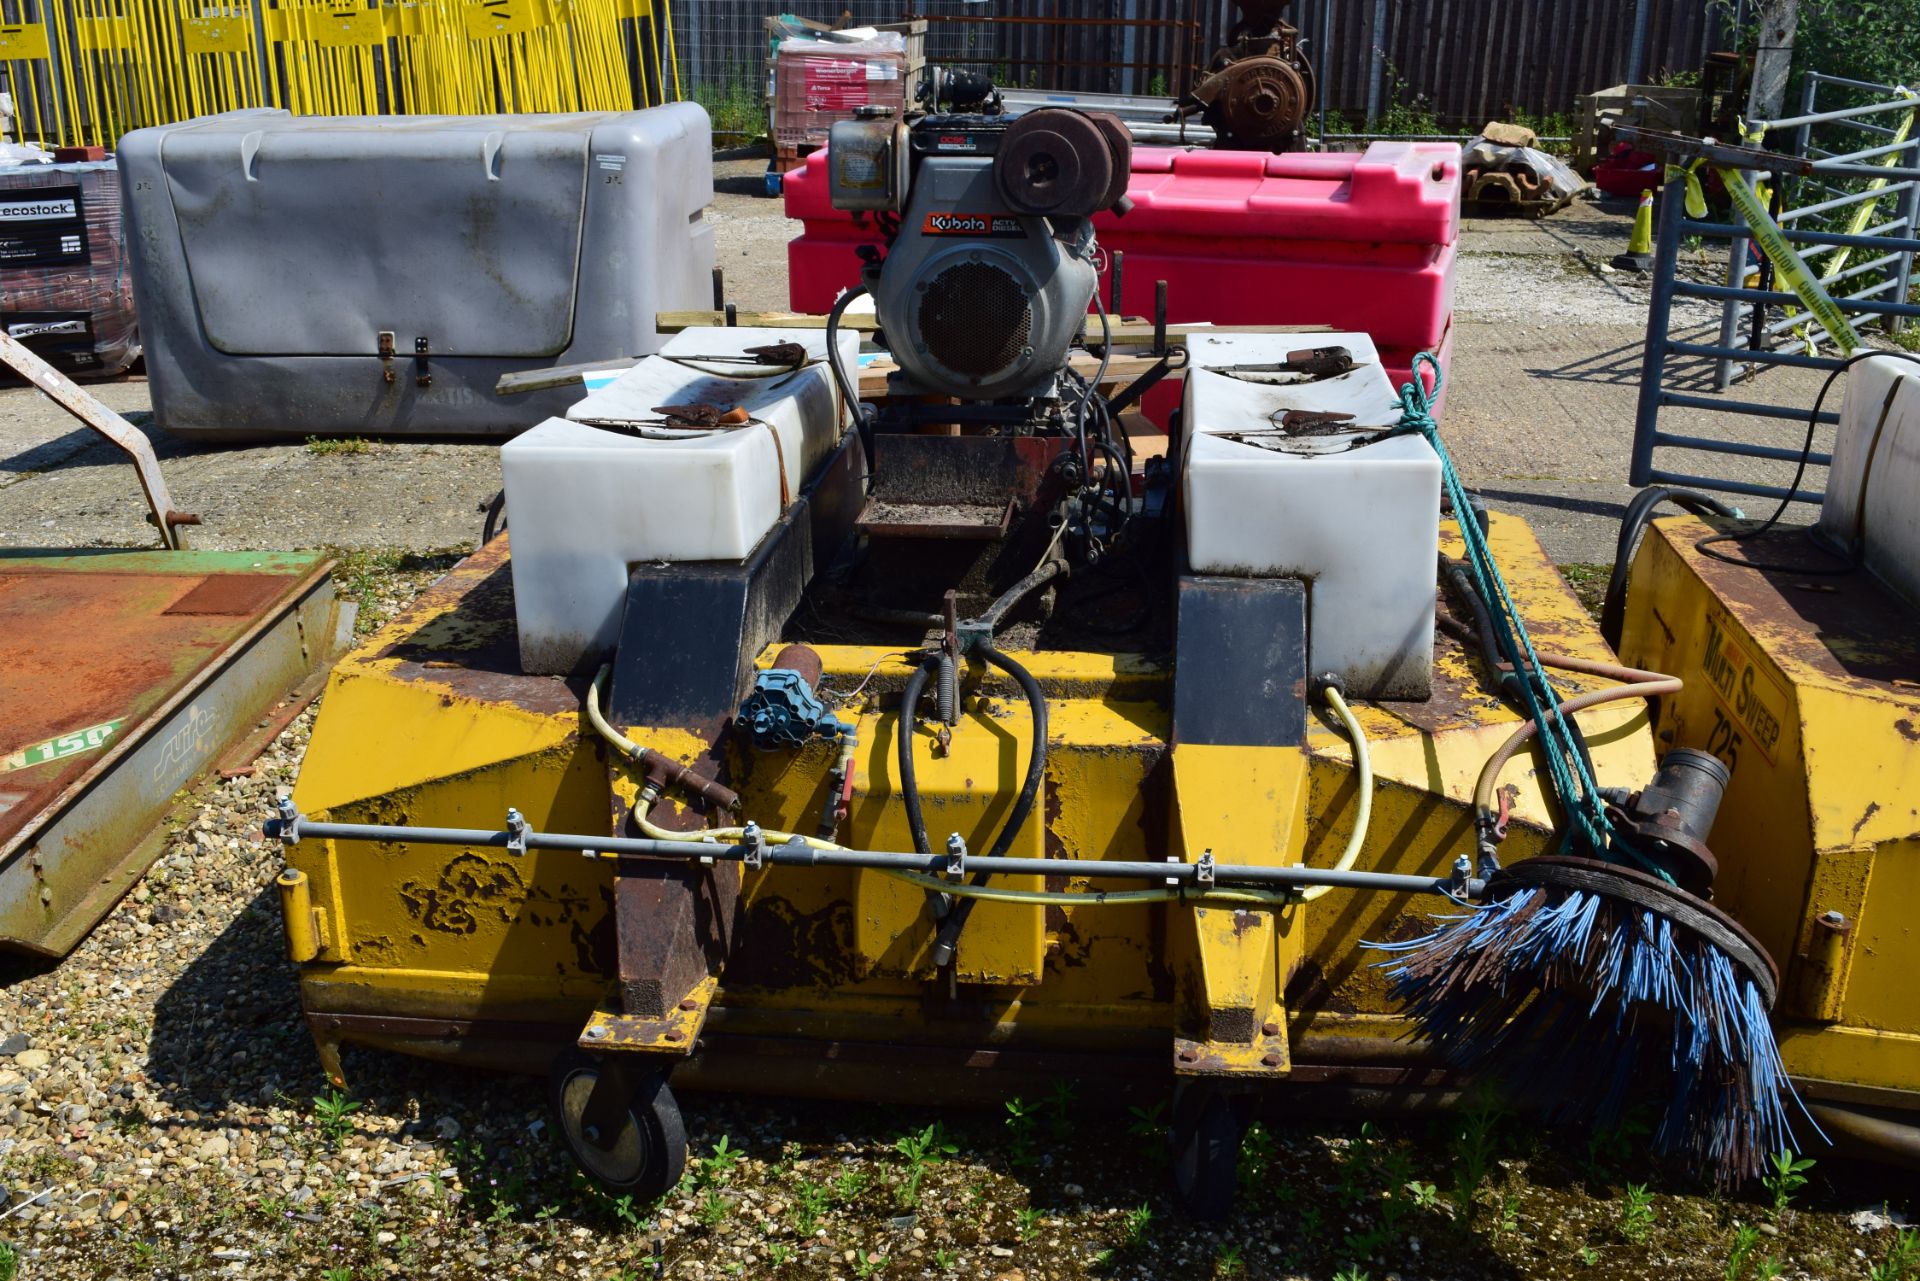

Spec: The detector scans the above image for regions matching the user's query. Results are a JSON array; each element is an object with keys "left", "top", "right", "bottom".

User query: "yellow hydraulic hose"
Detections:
[
  {"left": 584, "top": 668, "right": 1313, "bottom": 909},
  {"left": 1299, "top": 685, "right": 1372, "bottom": 902}
]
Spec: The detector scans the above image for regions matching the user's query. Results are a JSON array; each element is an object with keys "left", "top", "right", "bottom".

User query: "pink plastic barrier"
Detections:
[{"left": 785, "top": 141, "right": 1460, "bottom": 353}]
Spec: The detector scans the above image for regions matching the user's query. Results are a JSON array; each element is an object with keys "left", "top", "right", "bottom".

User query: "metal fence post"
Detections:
[
  {"left": 1895, "top": 136, "right": 1920, "bottom": 339},
  {"left": 1713, "top": 221, "right": 1751, "bottom": 391},
  {"left": 1632, "top": 178, "right": 1687, "bottom": 488}
]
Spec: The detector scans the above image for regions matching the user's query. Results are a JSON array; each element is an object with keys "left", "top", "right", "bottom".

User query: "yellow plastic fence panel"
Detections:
[
  {"left": 0, "top": 0, "right": 680, "bottom": 149},
  {"left": 180, "top": 15, "right": 250, "bottom": 55},
  {"left": 0, "top": 20, "right": 50, "bottom": 60},
  {"left": 76, "top": 16, "right": 133, "bottom": 48},
  {"left": 306, "top": 1, "right": 385, "bottom": 47},
  {"left": 462, "top": 0, "right": 544, "bottom": 40}
]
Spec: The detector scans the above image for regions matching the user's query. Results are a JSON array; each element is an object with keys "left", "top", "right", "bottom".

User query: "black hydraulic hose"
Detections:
[
  {"left": 929, "top": 643, "right": 1049, "bottom": 968},
  {"left": 825, "top": 285, "right": 875, "bottom": 473},
  {"left": 1599, "top": 486, "right": 1738, "bottom": 649},
  {"left": 976, "top": 558, "right": 1067, "bottom": 633},
  {"left": 1441, "top": 557, "right": 1518, "bottom": 701},
  {"left": 897, "top": 657, "right": 937, "bottom": 858},
  {"left": 481, "top": 489, "right": 508, "bottom": 545}
]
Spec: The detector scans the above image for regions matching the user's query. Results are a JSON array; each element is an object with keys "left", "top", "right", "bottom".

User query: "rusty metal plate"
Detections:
[
  {"left": 163, "top": 572, "right": 291, "bottom": 616},
  {"left": 0, "top": 549, "right": 342, "bottom": 955},
  {"left": 1173, "top": 1003, "right": 1292, "bottom": 1078},
  {"left": 579, "top": 974, "right": 717, "bottom": 1056}
]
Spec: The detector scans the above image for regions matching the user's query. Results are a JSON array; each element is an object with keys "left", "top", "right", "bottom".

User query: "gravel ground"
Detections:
[{"left": 0, "top": 559, "right": 1915, "bottom": 1281}]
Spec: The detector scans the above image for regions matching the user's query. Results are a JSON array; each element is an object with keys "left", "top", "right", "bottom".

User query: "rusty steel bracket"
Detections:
[
  {"left": 378, "top": 330, "right": 396, "bottom": 384},
  {"left": 414, "top": 336, "right": 432, "bottom": 388},
  {"left": 578, "top": 974, "right": 718, "bottom": 1056},
  {"left": 0, "top": 327, "right": 196, "bottom": 550},
  {"left": 1173, "top": 1004, "right": 1291, "bottom": 1077}
]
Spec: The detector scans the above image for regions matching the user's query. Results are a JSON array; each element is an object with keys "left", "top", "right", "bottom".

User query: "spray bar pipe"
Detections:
[{"left": 267, "top": 804, "right": 1477, "bottom": 900}]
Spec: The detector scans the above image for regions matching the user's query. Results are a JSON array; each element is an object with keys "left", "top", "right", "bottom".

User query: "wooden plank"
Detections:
[{"left": 495, "top": 356, "right": 643, "bottom": 396}]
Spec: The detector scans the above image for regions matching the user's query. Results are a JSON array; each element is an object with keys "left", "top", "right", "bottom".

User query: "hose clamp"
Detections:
[
  {"left": 743, "top": 821, "right": 767, "bottom": 870},
  {"left": 1195, "top": 851, "right": 1216, "bottom": 888},
  {"left": 945, "top": 833, "right": 967, "bottom": 882},
  {"left": 505, "top": 808, "right": 528, "bottom": 857}
]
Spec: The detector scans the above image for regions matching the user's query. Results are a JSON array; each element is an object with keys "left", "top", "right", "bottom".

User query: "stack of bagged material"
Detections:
[{"left": 0, "top": 153, "right": 138, "bottom": 377}]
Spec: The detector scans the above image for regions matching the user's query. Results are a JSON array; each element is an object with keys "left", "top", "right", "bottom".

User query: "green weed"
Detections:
[
  {"left": 852, "top": 1251, "right": 887, "bottom": 1278},
  {"left": 1016, "top": 1206, "right": 1043, "bottom": 1240},
  {"left": 766, "top": 1242, "right": 794, "bottom": 1268},
  {"left": 1005, "top": 1096, "right": 1040, "bottom": 1168},
  {"left": 305, "top": 436, "right": 370, "bottom": 456},
  {"left": 697, "top": 1187, "right": 728, "bottom": 1227},
  {"left": 0, "top": 1243, "right": 15, "bottom": 1281},
  {"left": 1870, "top": 1227, "right": 1920, "bottom": 1281},
  {"left": 788, "top": 1180, "right": 830, "bottom": 1235},
  {"left": 1125, "top": 1100, "right": 1166, "bottom": 1158},
  {"left": 695, "top": 1135, "right": 744, "bottom": 1189},
  {"left": 1726, "top": 1223, "right": 1762, "bottom": 1280},
  {"left": 892, "top": 1122, "right": 957, "bottom": 1208},
  {"left": 1618, "top": 1183, "right": 1656, "bottom": 1244},
  {"left": 1122, "top": 1200, "right": 1153, "bottom": 1247},
  {"left": 1579, "top": 1244, "right": 1600, "bottom": 1266},
  {"left": 312, "top": 1088, "right": 361, "bottom": 1149},
  {"left": 1449, "top": 1089, "right": 1503, "bottom": 1216},
  {"left": 1762, "top": 1150, "right": 1814, "bottom": 1215},
  {"left": 832, "top": 1167, "right": 869, "bottom": 1204},
  {"left": 321, "top": 1269, "right": 354, "bottom": 1281},
  {"left": 932, "top": 1246, "right": 957, "bottom": 1271},
  {"left": 1238, "top": 1120, "right": 1275, "bottom": 1194},
  {"left": 1214, "top": 1242, "right": 1246, "bottom": 1276}
]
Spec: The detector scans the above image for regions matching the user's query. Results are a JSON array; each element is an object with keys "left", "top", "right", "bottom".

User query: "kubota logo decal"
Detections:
[{"left": 921, "top": 213, "right": 1026, "bottom": 237}]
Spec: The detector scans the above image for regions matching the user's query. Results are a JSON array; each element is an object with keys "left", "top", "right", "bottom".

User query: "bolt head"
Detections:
[
  {"left": 678, "top": 999, "right": 699, "bottom": 1012},
  {"left": 1261, "top": 1053, "right": 1282, "bottom": 1068},
  {"left": 585, "top": 1025, "right": 607, "bottom": 1040},
  {"left": 665, "top": 1029, "right": 685, "bottom": 1043}
]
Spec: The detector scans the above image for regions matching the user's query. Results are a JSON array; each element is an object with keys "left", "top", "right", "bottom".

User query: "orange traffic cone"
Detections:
[{"left": 1613, "top": 188, "right": 1655, "bottom": 271}]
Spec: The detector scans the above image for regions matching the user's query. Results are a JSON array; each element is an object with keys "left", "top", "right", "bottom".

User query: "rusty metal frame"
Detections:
[{"left": 0, "top": 327, "right": 198, "bottom": 549}]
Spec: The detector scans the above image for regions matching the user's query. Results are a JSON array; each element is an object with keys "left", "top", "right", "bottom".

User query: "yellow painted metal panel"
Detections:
[
  {"left": 0, "top": 23, "right": 51, "bottom": 61},
  {"left": 180, "top": 15, "right": 252, "bottom": 56},
  {"left": 463, "top": 0, "right": 547, "bottom": 40},
  {"left": 306, "top": 3, "right": 388, "bottom": 48},
  {"left": 76, "top": 16, "right": 133, "bottom": 50}
]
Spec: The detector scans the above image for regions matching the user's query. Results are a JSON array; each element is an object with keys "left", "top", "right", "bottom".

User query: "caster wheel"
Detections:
[
  {"left": 549, "top": 1047, "right": 687, "bottom": 1198},
  {"left": 1170, "top": 1083, "right": 1242, "bottom": 1221}
]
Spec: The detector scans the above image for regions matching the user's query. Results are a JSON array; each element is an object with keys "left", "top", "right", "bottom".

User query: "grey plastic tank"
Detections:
[{"left": 119, "top": 105, "right": 714, "bottom": 439}]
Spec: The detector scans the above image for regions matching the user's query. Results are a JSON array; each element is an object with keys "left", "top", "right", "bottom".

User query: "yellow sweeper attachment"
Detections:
[{"left": 266, "top": 107, "right": 1920, "bottom": 1208}]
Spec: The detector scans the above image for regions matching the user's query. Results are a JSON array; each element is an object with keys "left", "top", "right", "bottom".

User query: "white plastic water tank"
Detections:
[
  {"left": 1182, "top": 332, "right": 1441, "bottom": 700},
  {"left": 502, "top": 326, "right": 860, "bottom": 675},
  {"left": 1818, "top": 353, "right": 1920, "bottom": 610}
]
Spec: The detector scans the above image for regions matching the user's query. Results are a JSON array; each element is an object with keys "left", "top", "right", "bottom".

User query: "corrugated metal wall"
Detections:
[{"left": 678, "top": 1, "right": 1736, "bottom": 126}]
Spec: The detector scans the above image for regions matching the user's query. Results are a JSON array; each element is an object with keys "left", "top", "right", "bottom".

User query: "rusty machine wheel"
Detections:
[
  {"left": 1170, "top": 1083, "right": 1245, "bottom": 1221},
  {"left": 550, "top": 1048, "right": 687, "bottom": 1198}
]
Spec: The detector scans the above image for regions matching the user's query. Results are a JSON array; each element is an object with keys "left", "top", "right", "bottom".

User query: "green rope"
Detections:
[{"left": 1394, "top": 355, "right": 1667, "bottom": 879}]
